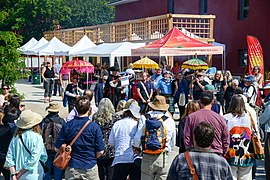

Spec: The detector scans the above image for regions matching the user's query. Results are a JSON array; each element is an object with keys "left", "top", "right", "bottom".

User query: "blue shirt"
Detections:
[
  {"left": 55, "top": 116, "right": 105, "bottom": 170},
  {"left": 5, "top": 130, "right": 48, "bottom": 180},
  {"left": 151, "top": 74, "right": 162, "bottom": 90},
  {"left": 156, "top": 78, "right": 173, "bottom": 95},
  {"left": 174, "top": 78, "right": 189, "bottom": 102}
]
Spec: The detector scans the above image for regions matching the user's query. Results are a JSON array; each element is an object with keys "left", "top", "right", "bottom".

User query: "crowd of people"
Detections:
[{"left": 0, "top": 61, "right": 270, "bottom": 180}]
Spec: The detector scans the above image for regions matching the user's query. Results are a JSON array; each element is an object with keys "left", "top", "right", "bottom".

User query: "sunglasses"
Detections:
[
  {"left": 2, "top": 88, "right": 9, "bottom": 90},
  {"left": 197, "top": 75, "right": 203, "bottom": 77},
  {"left": 47, "top": 62, "right": 51, "bottom": 64}
]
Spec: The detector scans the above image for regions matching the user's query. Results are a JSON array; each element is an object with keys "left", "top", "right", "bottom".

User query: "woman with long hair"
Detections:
[
  {"left": 2, "top": 95, "right": 23, "bottom": 134},
  {"left": 108, "top": 103, "right": 141, "bottom": 180},
  {"left": 5, "top": 110, "right": 47, "bottom": 180},
  {"left": 224, "top": 70, "right": 233, "bottom": 86},
  {"left": 224, "top": 95, "right": 254, "bottom": 180},
  {"left": 92, "top": 98, "right": 116, "bottom": 180},
  {"left": 176, "top": 100, "right": 200, "bottom": 153},
  {"left": 212, "top": 71, "right": 227, "bottom": 112},
  {"left": 252, "top": 66, "right": 263, "bottom": 88}
]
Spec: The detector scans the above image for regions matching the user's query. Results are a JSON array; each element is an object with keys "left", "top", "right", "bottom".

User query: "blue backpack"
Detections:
[{"left": 141, "top": 116, "right": 167, "bottom": 155}]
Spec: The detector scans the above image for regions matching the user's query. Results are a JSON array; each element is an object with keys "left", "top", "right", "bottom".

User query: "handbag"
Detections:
[
  {"left": 53, "top": 120, "right": 91, "bottom": 170},
  {"left": 19, "top": 136, "right": 49, "bottom": 174},
  {"left": 184, "top": 151, "right": 198, "bottom": 180},
  {"left": 249, "top": 113, "right": 264, "bottom": 159},
  {"left": 178, "top": 92, "right": 186, "bottom": 106}
]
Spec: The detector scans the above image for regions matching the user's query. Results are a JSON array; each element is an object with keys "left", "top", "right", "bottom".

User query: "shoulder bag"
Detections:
[
  {"left": 53, "top": 120, "right": 91, "bottom": 170},
  {"left": 140, "top": 81, "right": 150, "bottom": 100},
  {"left": 19, "top": 136, "right": 49, "bottom": 174},
  {"left": 184, "top": 151, "right": 198, "bottom": 180},
  {"left": 248, "top": 114, "right": 264, "bottom": 159}
]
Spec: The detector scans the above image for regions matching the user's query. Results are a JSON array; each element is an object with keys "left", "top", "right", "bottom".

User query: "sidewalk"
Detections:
[{"left": 15, "top": 79, "right": 68, "bottom": 118}]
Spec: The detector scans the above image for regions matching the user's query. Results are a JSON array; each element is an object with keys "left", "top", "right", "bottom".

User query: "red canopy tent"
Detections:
[{"left": 131, "top": 27, "right": 223, "bottom": 56}]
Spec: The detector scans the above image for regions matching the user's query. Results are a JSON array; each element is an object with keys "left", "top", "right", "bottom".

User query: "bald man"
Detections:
[{"left": 66, "top": 90, "right": 98, "bottom": 122}]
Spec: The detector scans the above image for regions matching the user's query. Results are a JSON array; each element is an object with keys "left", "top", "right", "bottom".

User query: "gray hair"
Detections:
[
  {"left": 93, "top": 98, "right": 115, "bottom": 126},
  {"left": 232, "top": 79, "right": 239, "bottom": 86}
]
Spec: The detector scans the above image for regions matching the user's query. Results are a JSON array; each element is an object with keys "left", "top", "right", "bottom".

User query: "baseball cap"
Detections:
[{"left": 200, "top": 90, "right": 214, "bottom": 105}]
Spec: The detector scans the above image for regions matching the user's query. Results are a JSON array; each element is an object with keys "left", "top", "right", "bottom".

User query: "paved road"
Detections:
[{"left": 0, "top": 79, "right": 266, "bottom": 179}]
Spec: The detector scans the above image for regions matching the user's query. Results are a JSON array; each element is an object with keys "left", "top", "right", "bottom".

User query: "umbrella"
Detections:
[
  {"left": 181, "top": 58, "right": 208, "bottom": 70},
  {"left": 133, "top": 57, "right": 159, "bottom": 69},
  {"left": 60, "top": 58, "right": 94, "bottom": 74}
]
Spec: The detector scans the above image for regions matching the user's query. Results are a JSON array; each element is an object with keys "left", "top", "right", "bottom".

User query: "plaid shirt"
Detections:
[{"left": 167, "top": 149, "right": 233, "bottom": 180}]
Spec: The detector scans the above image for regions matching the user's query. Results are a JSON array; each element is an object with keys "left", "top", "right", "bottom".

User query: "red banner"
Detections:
[{"left": 247, "top": 36, "right": 264, "bottom": 79}]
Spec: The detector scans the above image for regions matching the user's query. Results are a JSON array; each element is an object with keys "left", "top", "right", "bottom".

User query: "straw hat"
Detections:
[
  {"left": 148, "top": 95, "right": 169, "bottom": 111},
  {"left": 16, "top": 110, "right": 42, "bottom": 129},
  {"left": 46, "top": 102, "right": 60, "bottom": 112}
]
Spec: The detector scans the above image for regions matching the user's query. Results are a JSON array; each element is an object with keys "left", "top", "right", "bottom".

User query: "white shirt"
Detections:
[
  {"left": 133, "top": 111, "right": 176, "bottom": 152},
  {"left": 243, "top": 85, "right": 257, "bottom": 105},
  {"left": 108, "top": 117, "right": 138, "bottom": 166},
  {"left": 66, "top": 105, "right": 98, "bottom": 122}
]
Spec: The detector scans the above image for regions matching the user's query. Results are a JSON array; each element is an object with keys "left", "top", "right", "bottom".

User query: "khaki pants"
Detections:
[
  {"left": 141, "top": 153, "right": 170, "bottom": 180},
  {"left": 65, "top": 165, "right": 99, "bottom": 180},
  {"left": 61, "top": 80, "right": 69, "bottom": 97},
  {"left": 231, "top": 165, "right": 252, "bottom": 180}
]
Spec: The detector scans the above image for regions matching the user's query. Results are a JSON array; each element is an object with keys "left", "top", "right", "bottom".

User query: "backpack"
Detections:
[
  {"left": 141, "top": 115, "right": 167, "bottom": 155},
  {"left": 42, "top": 118, "right": 64, "bottom": 152}
]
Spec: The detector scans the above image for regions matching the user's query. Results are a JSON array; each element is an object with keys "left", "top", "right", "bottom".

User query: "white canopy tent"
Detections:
[
  {"left": 69, "top": 35, "right": 96, "bottom": 56},
  {"left": 33, "top": 36, "right": 71, "bottom": 56},
  {"left": 23, "top": 37, "right": 49, "bottom": 55},
  {"left": 77, "top": 42, "right": 145, "bottom": 66},
  {"left": 18, "top": 37, "right": 38, "bottom": 52}
]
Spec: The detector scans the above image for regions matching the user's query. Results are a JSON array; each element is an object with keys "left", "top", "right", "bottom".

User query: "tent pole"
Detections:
[{"left": 87, "top": 72, "right": 89, "bottom": 90}]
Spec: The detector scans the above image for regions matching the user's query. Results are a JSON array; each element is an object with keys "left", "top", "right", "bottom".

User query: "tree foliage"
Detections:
[
  {"left": 64, "top": 0, "right": 115, "bottom": 28},
  {"left": 0, "top": 31, "right": 25, "bottom": 86},
  {"left": 0, "top": 0, "right": 114, "bottom": 43}
]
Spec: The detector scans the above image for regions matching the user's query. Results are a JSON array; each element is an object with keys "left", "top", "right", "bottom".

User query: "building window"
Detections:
[
  {"left": 199, "top": 0, "right": 208, "bottom": 15},
  {"left": 239, "top": 49, "right": 248, "bottom": 67},
  {"left": 168, "top": 0, "right": 174, "bottom": 14},
  {"left": 239, "top": 0, "right": 250, "bottom": 20}
]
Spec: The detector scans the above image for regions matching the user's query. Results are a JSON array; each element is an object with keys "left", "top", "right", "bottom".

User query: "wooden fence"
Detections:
[{"left": 44, "top": 14, "right": 215, "bottom": 45}]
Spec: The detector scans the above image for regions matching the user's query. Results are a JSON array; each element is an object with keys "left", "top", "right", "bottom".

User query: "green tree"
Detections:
[
  {"left": 0, "top": 31, "right": 25, "bottom": 86},
  {"left": 0, "top": 0, "right": 71, "bottom": 42},
  {"left": 0, "top": 0, "right": 115, "bottom": 43},
  {"left": 63, "top": 0, "right": 115, "bottom": 28}
]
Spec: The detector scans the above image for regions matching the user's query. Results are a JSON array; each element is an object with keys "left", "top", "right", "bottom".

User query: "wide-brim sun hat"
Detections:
[
  {"left": 123, "top": 103, "right": 141, "bottom": 119},
  {"left": 16, "top": 110, "right": 43, "bottom": 129},
  {"left": 46, "top": 102, "right": 60, "bottom": 112},
  {"left": 148, "top": 95, "right": 169, "bottom": 111}
]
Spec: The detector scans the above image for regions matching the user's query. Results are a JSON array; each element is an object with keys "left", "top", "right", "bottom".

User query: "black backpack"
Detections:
[{"left": 42, "top": 117, "right": 65, "bottom": 152}]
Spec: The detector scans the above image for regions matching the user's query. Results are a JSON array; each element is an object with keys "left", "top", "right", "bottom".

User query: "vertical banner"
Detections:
[{"left": 247, "top": 36, "right": 264, "bottom": 79}]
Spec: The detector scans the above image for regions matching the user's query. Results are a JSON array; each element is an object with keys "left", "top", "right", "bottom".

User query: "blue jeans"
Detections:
[{"left": 44, "top": 152, "right": 64, "bottom": 180}]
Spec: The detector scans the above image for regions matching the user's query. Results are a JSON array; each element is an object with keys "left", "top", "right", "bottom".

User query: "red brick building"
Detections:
[{"left": 111, "top": 0, "right": 270, "bottom": 75}]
